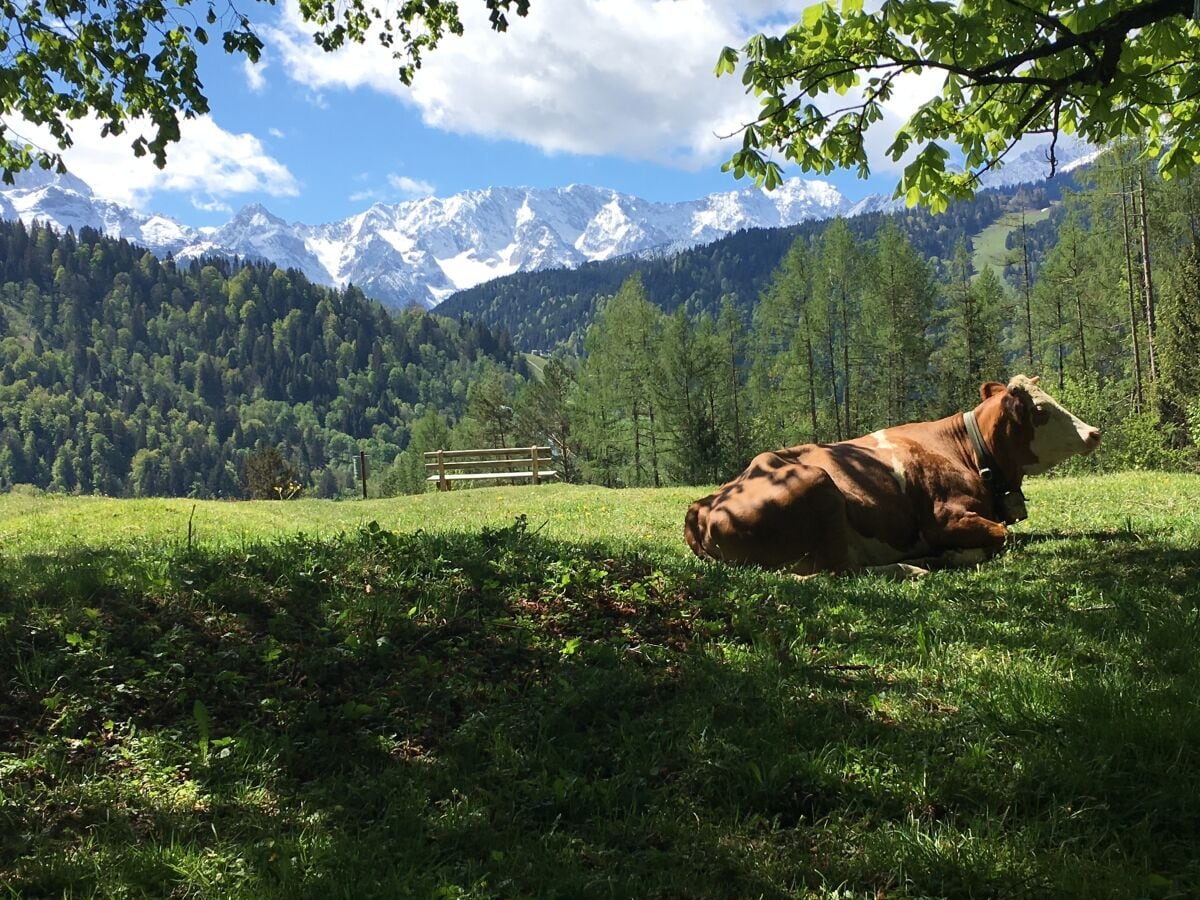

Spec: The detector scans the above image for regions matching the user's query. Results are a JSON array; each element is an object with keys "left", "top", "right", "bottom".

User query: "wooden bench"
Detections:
[{"left": 425, "top": 446, "right": 559, "bottom": 491}]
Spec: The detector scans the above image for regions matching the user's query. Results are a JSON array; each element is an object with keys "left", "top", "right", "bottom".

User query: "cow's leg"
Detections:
[
  {"left": 859, "top": 561, "right": 932, "bottom": 580},
  {"left": 903, "top": 506, "right": 1008, "bottom": 574},
  {"left": 927, "top": 506, "right": 1009, "bottom": 552},
  {"left": 886, "top": 547, "right": 989, "bottom": 575},
  {"left": 933, "top": 547, "right": 990, "bottom": 568}
]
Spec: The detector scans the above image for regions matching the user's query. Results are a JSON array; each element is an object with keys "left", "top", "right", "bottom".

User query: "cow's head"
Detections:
[{"left": 981, "top": 375, "right": 1101, "bottom": 475}]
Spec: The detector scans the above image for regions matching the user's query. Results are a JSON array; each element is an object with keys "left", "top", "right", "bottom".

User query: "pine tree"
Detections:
[
  {"left": 867, "top": 223, "right": 934, "bottom": 426},
  {"left": 656, "top": 309, "right": 725, "bottom": 484},
  {"left": 810, "top": 219, "right": 865, "bottom": 439},
  {"left": 573, "top": 275, "right": 663, "bottom": 486},
  {"left": 1157, "top": 242, "right": 1200, "bottom": 442},
  {"left": 384, "top": 407, "right": 453, "bottom": 495},
  {"left": 748, "top": 237, "right": 821, "bottom": 448},
  {"left": 933, "top": 241, "right": 1006, "bottom": 411},
  {"left": 461, "top": 365, "right": 517, "bottom": 448},
  {"left": 714, "top": 297, "right": 750, "bottom": 473},
  {"left": 514, "top": 357, "right": 578, "bottom": 482}
]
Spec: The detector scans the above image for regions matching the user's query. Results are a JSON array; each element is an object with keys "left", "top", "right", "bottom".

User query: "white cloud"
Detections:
[
  {"left": 386, "top": 174, "right": 435, "bottom": 197},
  {"left": 269, "top": 127, "right": 286, "bottom": 139},
  {"left": 348, "top": 174, "right": 434, "bottom": 205},
  {"left": 270, "top": 0, "right": 815, "bottom": 170},
  {"left": 267, "top": 1, "right": 951, "bottom": 177},
  {"left": 244, "top": 57, "right": 268, "bottom": 93},
  {"left": 19, "top": 114, "right": 299, "bottom": 209},
  {"left": 192, "top": 195, "right": 233, "bottom": 214}
]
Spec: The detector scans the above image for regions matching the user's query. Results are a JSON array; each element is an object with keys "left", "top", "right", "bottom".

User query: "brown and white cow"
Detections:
[{"left": 684, "top": 375, "right": 1101, "bottom": 576}]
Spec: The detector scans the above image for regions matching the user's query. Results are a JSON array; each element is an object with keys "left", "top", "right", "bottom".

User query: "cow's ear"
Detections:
[
  {"left": 1003, "top": 386, "right": 1032, "bottom": 422},
  {"left": 980, "top": 381, "right": 1005, "bottom": 400}
]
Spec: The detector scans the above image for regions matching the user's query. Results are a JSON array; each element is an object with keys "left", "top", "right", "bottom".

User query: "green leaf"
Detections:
[
  {"left": 713, "top": 46, "right": 738, "bottom": 77},
  {"left": 802, "top": 1, "right": 828, "bottom": 29}
]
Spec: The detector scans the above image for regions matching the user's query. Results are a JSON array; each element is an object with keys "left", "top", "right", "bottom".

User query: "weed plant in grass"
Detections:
[{"left": 0, "top": 472, "right": 1199, "bottom": 897}]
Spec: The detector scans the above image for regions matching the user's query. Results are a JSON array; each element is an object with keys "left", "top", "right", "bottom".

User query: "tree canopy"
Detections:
[
  {"left": 0, "top": 0, "right": 528, "bottom": 180},
  {"left": 718, "top": 0, "right": 1200, "bottom": 209}
]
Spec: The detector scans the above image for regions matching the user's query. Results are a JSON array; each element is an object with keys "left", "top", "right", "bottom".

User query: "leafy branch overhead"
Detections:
[
  {"left": 0, "top": 0, "right": 529, "bottom": 181},
  {"left": 718, "top": 0, "right": 1200, "bottom": 210}
]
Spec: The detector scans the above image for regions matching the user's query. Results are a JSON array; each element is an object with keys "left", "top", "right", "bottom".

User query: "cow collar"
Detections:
[{"left": 963, "top": 409, "right": 1028, "bottom": 525}]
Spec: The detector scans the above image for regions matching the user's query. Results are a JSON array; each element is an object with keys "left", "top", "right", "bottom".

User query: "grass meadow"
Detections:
[
  {"left": 2, "top": 472, "right": 1200, "bottom": 897},
  {"left": 971, "top": 207, "right": 1051, "bottom": 284}
]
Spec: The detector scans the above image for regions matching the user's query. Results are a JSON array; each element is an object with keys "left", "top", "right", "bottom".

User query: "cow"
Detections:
[{"left": 683, "top": 375, "right": 1101, "bottom": 577}]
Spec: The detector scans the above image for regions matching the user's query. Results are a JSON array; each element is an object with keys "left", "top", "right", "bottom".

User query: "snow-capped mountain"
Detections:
[
  {"left": 846, "top": 136, "right": 1100, "bottom": 216},
  {"left": 0, "top": 172, "right": 849, "bottom": 308},
  {"left": 978, "top": 134, "right": 1101, "bottom": 189},
  {"left": 0, "top": 137, "right": 1096, "bottom": 307},
  {"left": 3, "top": 168, "right": 197, "bottom": 254}
]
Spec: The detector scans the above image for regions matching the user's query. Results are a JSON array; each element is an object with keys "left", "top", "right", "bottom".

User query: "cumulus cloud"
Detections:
[
  {"left": 266, "top": 0, "right": 945, "bottom": 177},
  {"left": 386, "top": 173, "right": 435, "bottom": 197},
  {"left": 270, "top": 0, "right": 826, "bottom": 170},
  {"left": 244, "top": 57, "right": 269, "bottom": 93},
  {"left": 192, "top": 195, "right": 234, "bottom": 214},
  {"left": 347, "top": 173, "right": 435, "bottom": 205},
  {"left": 19, "top": 114, "right": 299, "bottom": 209}
]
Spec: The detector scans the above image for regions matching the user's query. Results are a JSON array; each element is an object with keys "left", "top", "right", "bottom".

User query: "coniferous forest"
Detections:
[
  {"left": 459, "top": 147, "right": 1200, "bottom": 489},
  {"left": 2, "top": 145, "right": 1199, "bottom": 499}
]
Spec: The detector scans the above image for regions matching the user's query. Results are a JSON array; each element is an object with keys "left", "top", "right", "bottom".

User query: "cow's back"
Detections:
[{"left": 684, "top": 432, "right": 932, "bottom": 570}]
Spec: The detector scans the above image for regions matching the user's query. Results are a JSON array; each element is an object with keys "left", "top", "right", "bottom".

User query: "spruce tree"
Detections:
[
  {"left": 748, "top": 237, "right": 821, "bottom": 448},
  {"left": 1157, "top": 242, "right": 1200, "bottom": 443}
]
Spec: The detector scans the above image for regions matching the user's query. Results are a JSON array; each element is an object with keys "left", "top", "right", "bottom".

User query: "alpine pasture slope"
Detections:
[{"left": 2, "top": 471, "right": 1200, "bottom": 896}]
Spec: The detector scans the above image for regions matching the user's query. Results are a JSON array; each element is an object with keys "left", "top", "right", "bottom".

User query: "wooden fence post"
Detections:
[
  {"left": 436, "top": 449, "right": 448, "bottom": 491},
  {"left": 531, "top": 446, "right": 540, "bottom": 485}
]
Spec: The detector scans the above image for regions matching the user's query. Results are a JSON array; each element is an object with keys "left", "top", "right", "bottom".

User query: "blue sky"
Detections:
[{"left": 30, "top": 1, "right": 921, "bottom": 227}]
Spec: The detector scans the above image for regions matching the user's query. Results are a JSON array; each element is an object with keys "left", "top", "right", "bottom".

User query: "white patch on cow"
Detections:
[
  {"left": 872, "top": 429, "right": 907, "bottom": 492},
  {"left": 1009, "top": 375, "right": 1101, "bottom": 475},
  {"left": 846, "top": 531, "right": 904, "bottom": 568},
  {"left": 939, "top": 548, "right": 987, "bottom": 568},
  {"left": 846, "top": 529, "right": 928, "bottom": 569}
]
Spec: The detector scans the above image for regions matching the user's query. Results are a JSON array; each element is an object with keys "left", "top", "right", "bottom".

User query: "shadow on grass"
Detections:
[{"left": 2, "top": 519, "right": 1200, "bottom": 897}]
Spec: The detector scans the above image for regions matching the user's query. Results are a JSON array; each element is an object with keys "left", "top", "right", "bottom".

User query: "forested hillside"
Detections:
[
  {"left": 469, "top": 147, "right": 1200, "bottom": 489},
  {"left": 1, "top": 148, "right": 1196, "bottom": 501},
  {"left": 439, "top": 182, "right": 1060, "bottom": 350},
  {"left": 0, "top": 222, "right": 523, "bottom": 497}
]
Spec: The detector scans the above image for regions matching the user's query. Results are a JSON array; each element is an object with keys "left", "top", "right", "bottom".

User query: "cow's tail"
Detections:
[{"left": 684, "top": 500, "right": 714, "bottom": 560}]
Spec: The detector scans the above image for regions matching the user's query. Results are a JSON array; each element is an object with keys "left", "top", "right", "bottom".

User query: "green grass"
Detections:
[
  {"left": 0, "top": 483, "right": 696, "bottom": 557},
  {"left": 2, "top": 472, "right": 1199, "bottom": 897},
  {"left": 972, "top": 208, "right": 1051, "bottom": 282},
  {"left": 524, "top": 352, "right": 549, "bottom": 380}
]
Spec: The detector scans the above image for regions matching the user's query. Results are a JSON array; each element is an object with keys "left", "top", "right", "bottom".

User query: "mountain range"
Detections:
[{"left": 0, "top": 139, "right": 1098, "bottom": 310}]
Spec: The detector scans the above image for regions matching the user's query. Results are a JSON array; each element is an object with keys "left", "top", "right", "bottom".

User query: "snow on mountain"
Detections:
[
  {"left": 845, "top": 193, "right": 906, "bottom": 217},
  {"left": 0, "top": 137, "right": 1094, "bottom": 308},
  {"left": 977, "top": 135, "right": 1098, "bottom": 189},
  {"left": 844, "top": 139, "right": 1100, "bottom": 217},
  {"left": 0, "top": 172, "right": 849, "bottom": 308},
  {"left": 3, "top": 168, "right": 199, "bottom": 255}
]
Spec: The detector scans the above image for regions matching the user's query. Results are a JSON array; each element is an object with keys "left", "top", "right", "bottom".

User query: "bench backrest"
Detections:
[{"left": 424, "top": 446, "right": 557, "bottom": 489}]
